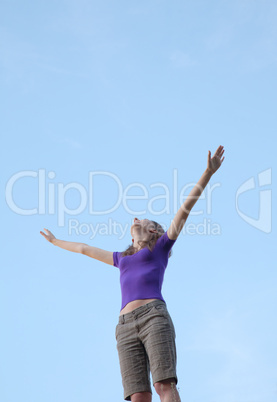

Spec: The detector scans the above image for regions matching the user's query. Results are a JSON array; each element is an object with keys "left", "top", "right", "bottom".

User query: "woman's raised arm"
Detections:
[
  {"left": 167, "top": 145, "right": 225, "bottom": 241},
  {"left": 40, "top": 229, "right": 114, "bottom": 265}
]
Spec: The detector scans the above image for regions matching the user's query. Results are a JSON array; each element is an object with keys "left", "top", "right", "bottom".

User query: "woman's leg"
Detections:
[
  {"left": 116, "top": 317, "right": 152, "bottom": 400},
  {"left": 154, "top": 378, "right": 181, "bottom": 402},
  {"left": 131, "top": 391, "right": 152, "bottom": 402},
  {"left": 139, "top": 303, "right": 180, "bottom": 401}
]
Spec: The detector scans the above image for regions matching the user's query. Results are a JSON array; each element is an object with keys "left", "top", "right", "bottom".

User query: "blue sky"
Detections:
[{"left": 1, "top": 1, "right": 276, "bottom": 401}]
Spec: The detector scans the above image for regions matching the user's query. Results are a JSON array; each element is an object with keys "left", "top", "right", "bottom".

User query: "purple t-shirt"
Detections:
[{"left": 113, "top": 231, "right": 176, "bottom": 311}]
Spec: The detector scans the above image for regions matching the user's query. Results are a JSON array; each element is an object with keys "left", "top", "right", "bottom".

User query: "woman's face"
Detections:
[{"left": 130, "top": 217, "right": 156, "bottom": 238}]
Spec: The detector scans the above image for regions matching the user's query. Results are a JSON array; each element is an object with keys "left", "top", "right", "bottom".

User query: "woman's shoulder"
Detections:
[
  {"left": 154, "top": 230, "right": 176, "bottom": 252},
  {"left": 157, "top": 230, "right": 176, "bottom": 243}
]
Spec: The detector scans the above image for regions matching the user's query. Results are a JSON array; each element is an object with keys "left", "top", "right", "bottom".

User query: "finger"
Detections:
[
  {"left": 213, "top": 149, "right": 218, "bottom": 157},
  {"left": 214, "top": 145, "right": 220, "bottom": 154},
  {"left": 215, "top": 145, "right": 223, "bottom": 156}
]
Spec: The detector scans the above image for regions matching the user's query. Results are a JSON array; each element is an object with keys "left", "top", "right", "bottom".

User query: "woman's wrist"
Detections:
[{"left": 205, "top": 167, "right": 214, "bottom": 177}]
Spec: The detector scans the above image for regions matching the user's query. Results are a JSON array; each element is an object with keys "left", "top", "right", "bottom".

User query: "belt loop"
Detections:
[{"left": 122, "top": 315, "right": 125, "bottom": 324}]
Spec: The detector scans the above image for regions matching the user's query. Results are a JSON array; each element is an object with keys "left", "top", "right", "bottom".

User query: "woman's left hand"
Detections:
[{"left": 207, "top": 145, "right": 225, "bottom": 174}]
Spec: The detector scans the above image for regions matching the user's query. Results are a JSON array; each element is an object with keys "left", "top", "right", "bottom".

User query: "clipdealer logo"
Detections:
[
  {"left": 5, "top": 168, "right": 272, "bottom": 235},
  {"left": 5, "top": 169, "right": 221, "bottom": 236},
  {"left": 235, "top": 168, "right": 272, "bottom": 233}
]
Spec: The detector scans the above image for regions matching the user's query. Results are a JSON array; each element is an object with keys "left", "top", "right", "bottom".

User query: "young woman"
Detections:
[{"left": 40, "top": 145, "right": 225, "bottom": 402}]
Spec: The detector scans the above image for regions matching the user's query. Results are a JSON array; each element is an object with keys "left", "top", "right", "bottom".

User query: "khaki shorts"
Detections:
[{"left": 115, "top": 300, "right": 178, "bottom": 401}]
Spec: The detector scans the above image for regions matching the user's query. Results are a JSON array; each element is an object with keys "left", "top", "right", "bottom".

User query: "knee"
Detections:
[
  {"left": 131, "top": 391, "right": 152, "bottom": 402},
  {"left": 154, "top": 378, "right": 177, "bottom": 397}
]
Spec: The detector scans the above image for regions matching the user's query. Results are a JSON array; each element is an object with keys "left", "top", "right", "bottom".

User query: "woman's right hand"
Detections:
[{"left": 40, "top": 228, "right": 56, "bottom": 243}]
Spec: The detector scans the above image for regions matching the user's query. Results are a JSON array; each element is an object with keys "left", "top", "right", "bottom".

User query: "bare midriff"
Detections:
[{"left": 119, "top": 298, "right": 158, "bottom": 316}]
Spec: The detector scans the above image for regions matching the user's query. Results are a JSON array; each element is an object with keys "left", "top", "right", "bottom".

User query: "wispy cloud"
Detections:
[
  {"left": 204, "top": 24, "right": 234, "bottom": 52},
  {"left": 55, "top": 137, "right": 83, "bottom": 150},
  {"left": 36, "top": 62, "right": 88, "bottom": 78},
  {"left": 202, "top": 0, "right": 277, "bottom": 72},
  {"left": 169, "top": 50, "right": 197, "bottom": 68},
  {"left": 0, "top": 26, "right": 87, "bottom": 92}
]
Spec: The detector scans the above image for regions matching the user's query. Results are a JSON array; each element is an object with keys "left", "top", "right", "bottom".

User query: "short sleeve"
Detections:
[
  {"left": 157, "top": 231, "right": 176, "bottom": 254},
  {"left": 113, "top": 251, "right": 122, "bottom": 268}
]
